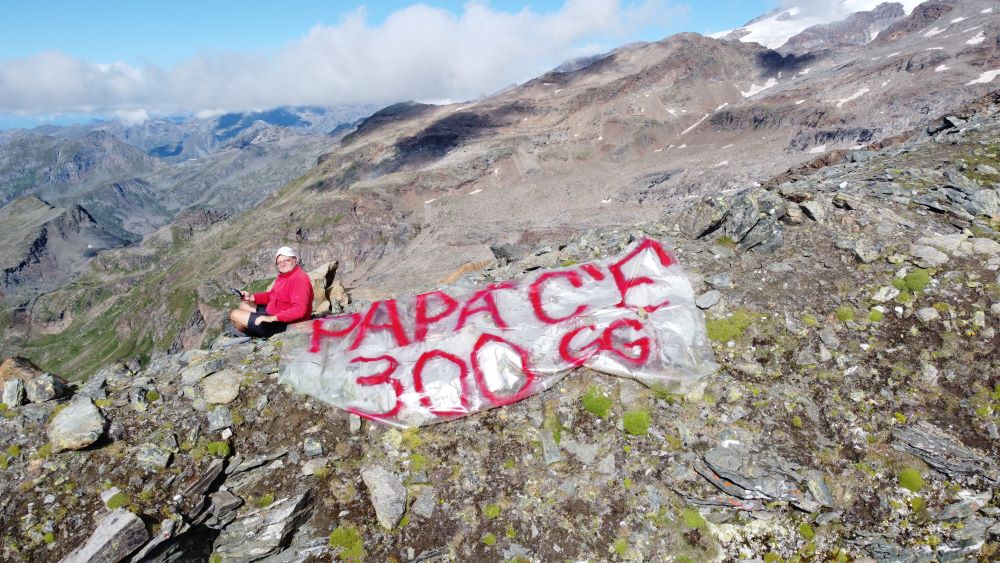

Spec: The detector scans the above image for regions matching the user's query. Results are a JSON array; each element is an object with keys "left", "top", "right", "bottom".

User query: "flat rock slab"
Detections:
[
  {"left": 214, "top": 491, "right": 313, "bottom": 560},
  {"left": 3, "top": 378, "right": 25, "bottom": 408},
  {"left": 47, "top": 398, "right": 107, "bottom": 452},
  {"left": 361, "top": 466, "right": 407, "bottom": 529},
  {"left": 61, "top": 508, "right": 149, "bottom": 563}
]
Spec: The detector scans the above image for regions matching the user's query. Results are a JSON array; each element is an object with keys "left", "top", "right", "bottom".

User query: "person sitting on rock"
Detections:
[{"left": 230, "top": 246, "right": 314, "bottom": 337}]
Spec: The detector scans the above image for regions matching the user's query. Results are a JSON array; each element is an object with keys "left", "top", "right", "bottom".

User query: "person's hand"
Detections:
[
  {"left": 240, "top": 291, "right": 251, "bottom": 301},
  {"left": 254, "top": 315, "right": 277, "bottom": 326}
]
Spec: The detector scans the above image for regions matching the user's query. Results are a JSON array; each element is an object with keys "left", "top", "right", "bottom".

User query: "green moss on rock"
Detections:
[
  {"left": 899, "top": 468, "right": 925, "bottom": 492},
  {"left": 582, "top": 386, "right": 612, "bottom": 418},
  {"left": 623, "top": 410, "right": 650, "bottom": 436}
]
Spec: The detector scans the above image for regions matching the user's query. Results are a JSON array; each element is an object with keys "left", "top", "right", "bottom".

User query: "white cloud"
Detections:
[{"left": 0, "top": 0, "right": 682, "bottom": 116}]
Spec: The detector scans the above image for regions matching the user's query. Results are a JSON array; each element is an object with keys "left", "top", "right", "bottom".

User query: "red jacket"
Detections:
[{"left": 253, "top": 265, "right": 313, "bottom": 323}]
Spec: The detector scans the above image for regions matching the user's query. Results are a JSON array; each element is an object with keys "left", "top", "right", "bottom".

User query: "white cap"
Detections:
[{"left": 275, "top": 246, "right": 297, "bottom": 260}]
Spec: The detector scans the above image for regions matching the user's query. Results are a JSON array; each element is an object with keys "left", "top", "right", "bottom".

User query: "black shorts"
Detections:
[{"left": 245, "top": 305, "right": 288, "bottom": 338}]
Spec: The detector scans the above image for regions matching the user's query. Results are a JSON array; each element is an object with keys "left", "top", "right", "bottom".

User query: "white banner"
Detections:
[{"left": 280, "top": 238, "right": 717, "bottom": 428}]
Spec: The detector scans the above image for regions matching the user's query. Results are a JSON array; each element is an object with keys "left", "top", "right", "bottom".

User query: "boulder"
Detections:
[
  {"left": 0, "top": 356, "right": 44, "bottom": 387},
  {"left": 25, "top": 373, "right": 71, "bottom": 403},
  {"left": 60, "top": 508, "right": 148, "bottom": 563},
  {"left": 201, "top": 369, "right": 242, "bottom": 404},
  {"left": 47, "top": 398, "right": 107, "bottom": 452},
  {"left": 2, "top": 378, "right": 25, "bottom": 408},
  {"left": 308, "top": 261, "right": 339, "bottom": 314}
]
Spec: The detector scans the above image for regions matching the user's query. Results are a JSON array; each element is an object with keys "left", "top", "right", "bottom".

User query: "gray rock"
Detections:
[
  {"left": 916, "top": 308, "right": 940, "bottom": 323},
  {"left": 207, "top": 406, "right": 233, "bottom": 432},
  {"left": 852, "top": 238, "right": 881, "bottom": 263},
  {"left": 596, "top": 454, "right": 616, "bottom": 475},
  {"left": 136, "top": 443, "right": 172, "bottom": 471},
  {"left": 795, "top": 348, "right": 818, "bottom": 366},
  {"left": 933, "top": 491, "right": 992, "bottom": 521},
  {"left": 301, "top": 458, "right": 328, "bottom": 476},
  {"left": 410, "top": 486, "right": 437, "bottom": 519},
  {"left": 917, "top": 233, "right": 967, "bottom": 253},
  {"left": 201, "top": 369, "right": 242, "bottom": 404},
  {"left": 739, "top": 217, "right": 784, "bottom": 253},
  {"left": 47, "top": 398, "right": 107, "bottom": 453},
  {"left": 695, "top": 290, "right": 722, "bottom": 309},
  {"left": 3, "top": 378, "right": 25, "bottom": 408},
  {"left": 893, "top": 422, "right": 999, "bottom": 480},
  {"left": 968, "top": 237, "right": 1000, "bottom": 256},
  {"left": 180, "top": 358, "right": 225, "bottom": 384},
  {"left": 706, "top": 273, "right": 733, "bottom": 290},
  {"left": 77, "top": 375, "right": 107, "bottom": 400},
  {"left": 361, "top": 466, "right": 407, "bottom": 529},
  {"left": 909, "top": 244, "right": 949, "bottom": 268},
  {"left": 818, "top": 327, "right": 841, "bottom": 350},
  {"left": 872, "top": 286, "right": 901, "bottom": 303},
  {"left": 560, "top": 438, "right": 599, "bottom": 465},
  {"left": 127, "top": 519, "right": 179, "bottom": 563},
  {"left": 214, "top": 491, "right": 313, "bottom": 560},
  {"left": 975, "top": 164, "right": 998, "bottom": 175},
  {"left": 25, "top": 373, "right": 70, "bottom": 403},
  {"left": 800, "top": 200, "right": 825, "bottom": 222},
  {"left": 992, "top": 303, "right": 1000, "bottom": 319},
  {"left": 540, "top": 429, "right": 562, "bottom": 465},
  {"left": 724, "top": 188, "right": 786, "bottom": 243},
  {"left": 203, "top": 491, "right": 244, "bottom": 530},
  {"left": 61, "top": 508, "right": 149, "bottom": 563},
  {"left": 303, "top": 437, "right": 323, "bottom": 457}
]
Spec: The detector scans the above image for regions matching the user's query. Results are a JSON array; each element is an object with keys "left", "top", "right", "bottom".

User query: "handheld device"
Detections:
[{"left": 230, "top": 287, "right": 243, "bottom": 298}]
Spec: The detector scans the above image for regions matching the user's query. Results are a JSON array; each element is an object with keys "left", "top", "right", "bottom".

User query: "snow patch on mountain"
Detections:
[
  {"left": 741, "top": 78, "right": 778, "bottom": 98},
  {"left": 711, "top": 0, "right": 925, "bottom": 49},
  {"left": 967, "top": 69, "right": 1000, "bottom": 85},
  {"left": 967, "top": 31, "right": 986, "bottom": 45},
  {"left": 923, "top": 27, "right": 946, "bottom": 38},
  {"left": 836, "top": 88, "right": 870, "bottom": 108}
]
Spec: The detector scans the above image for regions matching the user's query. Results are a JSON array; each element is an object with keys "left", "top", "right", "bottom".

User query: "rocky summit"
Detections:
[{"left": 1, "top": 0, "right": 1000, "bottom": 561}]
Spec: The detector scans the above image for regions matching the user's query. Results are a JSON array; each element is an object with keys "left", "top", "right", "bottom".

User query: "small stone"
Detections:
[
  {"left": 560, "top": 438, "right": 599, "bottom": 465},
  {"left": 921, "top": 363, "right": 939, "bottom": 384},
  {"left": 303, "top": 437, "right": 323, "bottom": 457},
  {"left": 992, "top": 303, "right": 1000, "bottom": 318},
  {"left": 975, "top": 164, "right": 998, "bottom": 175},
  {"left": 872, "top": 286, "right": 901, "bottom": 303},
  {"left": 796, "top": 348, "right": 818, "bottom": 366},
  {"left": 255, "top": 395, "right": 269, "bottom": 411},
  {"left": 706, "top": 273, "right": 733, "bottom": 289},
  {"left": 596, "top": 454, "right": 616, "bottom": 475},
  {"left": 819, "top": 327, "right": 841, "bottom": 349},
  {"left": 61, "top": 509, "right": 149, "bottom": 563},
  {"left": 696, "top": 290, "right": 722, "bottom": 309},
  {"left": 916, "top": 308, "right": 940, "bottom": 323},
  {"left": 207, "top": 406, "right": 233, "bottom": 432},
  {"left": 136, "top": 442, "right": 172, "bottom": 471},
  {"left": 361, "top": 466, "right": 407, "bottom": 529},
  {"left": 47, "top": 398, "right": 107, "bottom": 452},
  {"left": 411, "top": 486, "right": 437, "bottom": 519},
  {"left": 221, "top": 428, "right": 233, "bottom": 440},
  {"left": 301, "top": 457, "right": 328, "bottom": 476},
  {"left": 540, "top": 429, "right": 562, "bottom": 465},
  {"left": 99, "top": 487, "right": 122, "bottom": 506},
  {"left": 349, "top": 414, "right": 362, "bottom": 433},
  {"left": 24, "top": 373, "right": 70, "bottom": 403},
  {"left": 909, "top": 245, "right": 949, "bottom": 268},
  {"left": 800, "top": 200, "right": 825, "bottom": 222},
  {"left": 973, "top": 310, "right": 986, "bottom": 328},
  {"left": 2, "top": 378, "right": 25, "bottom": 408},
  {"left": 852, "top": 239, "right": 881, "bottom": 263}
]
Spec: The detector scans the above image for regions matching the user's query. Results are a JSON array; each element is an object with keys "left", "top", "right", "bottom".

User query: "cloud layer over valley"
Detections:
[{"left": 0, "top": 0, "right": 681, "bottom": 119}]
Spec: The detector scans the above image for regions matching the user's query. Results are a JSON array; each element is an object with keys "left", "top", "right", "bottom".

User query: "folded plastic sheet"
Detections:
[{"left": 279, "top": 237, "right": 717, "bottom": 428}]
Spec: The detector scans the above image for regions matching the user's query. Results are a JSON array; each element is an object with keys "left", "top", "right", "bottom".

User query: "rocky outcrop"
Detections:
[{"left": 778, "top": 3, "right": 906, "bottom": 55}]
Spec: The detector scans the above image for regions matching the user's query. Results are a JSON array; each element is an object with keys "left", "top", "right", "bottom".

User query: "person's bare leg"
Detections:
[
  {"left": 238, "top": 301, "right": 256, "bottom": 312},
  {"left": 230, "top": 309, "right": 252, "bottom": 333}
]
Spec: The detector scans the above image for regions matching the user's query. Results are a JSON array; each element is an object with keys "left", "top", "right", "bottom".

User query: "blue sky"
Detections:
[{"left": 0, "top": 1, "right": 778, "bottom": 128}]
